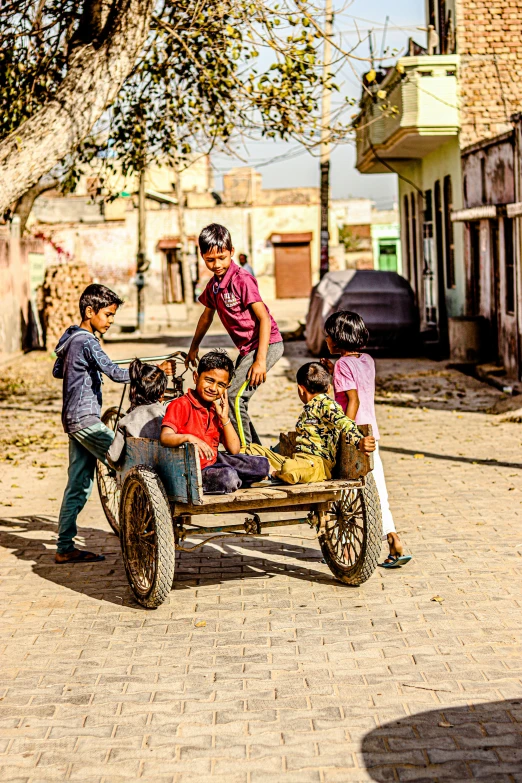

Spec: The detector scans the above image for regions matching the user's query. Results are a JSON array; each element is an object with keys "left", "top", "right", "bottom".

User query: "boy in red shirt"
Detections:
[
  {"left": 186, "top": 223, "right": 284, "bottom": 448},
  {"left": 161, "top": 351, "right": 269, "bottom": 494}
]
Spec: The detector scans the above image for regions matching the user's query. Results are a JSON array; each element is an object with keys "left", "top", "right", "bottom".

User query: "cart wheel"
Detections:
[
  {"left": 318, "top": 473, "right": 382, "bottom": 585},
  {"left": 119, "top": 465, "right": 175, "bottom": 609},
  {"left": 96, "top": 406, "right": 121, "bottom": 535}
]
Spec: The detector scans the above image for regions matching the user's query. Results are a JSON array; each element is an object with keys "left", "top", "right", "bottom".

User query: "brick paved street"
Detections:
[{"left": 1, "top": 338, "right": 522, "bottom": 782}]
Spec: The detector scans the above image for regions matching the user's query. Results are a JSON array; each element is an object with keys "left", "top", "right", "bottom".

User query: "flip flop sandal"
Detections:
[
  {"left": 378, "top": 554, "right": 403, "bottom": 569},
  {"left": 396, "top": 555, "right": 412, "bottom": 566},
  {"left": 55, "top": 550, "right": 105, "bottom": 564}
]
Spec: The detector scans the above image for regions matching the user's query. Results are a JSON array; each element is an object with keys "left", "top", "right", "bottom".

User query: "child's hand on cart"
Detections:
[
  {"left": 358, "top": 435, "right": 376, "bottom": 453},
  {"left": 183, "top": 435, "right": 215, "bottom": 460}
]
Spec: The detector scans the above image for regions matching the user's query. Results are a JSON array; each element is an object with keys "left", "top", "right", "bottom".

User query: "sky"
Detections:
[{"left": 213, "top": 0, "right": 426, "bottom": 209}]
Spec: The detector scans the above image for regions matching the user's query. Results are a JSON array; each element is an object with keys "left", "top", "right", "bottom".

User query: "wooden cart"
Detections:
[{"left": 96, "top": 355, "right": 383, "bottom": 609}]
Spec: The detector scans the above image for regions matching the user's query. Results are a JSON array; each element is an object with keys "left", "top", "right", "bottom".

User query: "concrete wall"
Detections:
[{"left": 33, "top": 200, "right": 323, "bottom": 305}]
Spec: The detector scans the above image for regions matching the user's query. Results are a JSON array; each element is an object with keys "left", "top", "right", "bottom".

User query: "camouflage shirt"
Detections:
[{"left": 295, "top": 393, "right": 362, "bottom": 463}]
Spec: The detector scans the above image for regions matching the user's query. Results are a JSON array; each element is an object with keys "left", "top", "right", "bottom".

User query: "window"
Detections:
[
  {"left": 434, "top": 180, "right": 445, "bottom": 285},
  {"left": 504, "top": 217, "right": 515, "bottom": 314},
  {"left": 423, "top": 189, "right": 436, "bottom": 325},
  {"left": 469, "top": 223, "right": 481, "bottom": 315},
  {"left": 480, "top": 157, "right": 487, "bottom": 205},
  {"left": 410, "top": 193, "right": 419, "bottom": 295},
  {"left": 443, "top": 175, "right": 456, "bottom": 288},
  {"left": 424, "top": 189, "right": 433, "bottom": 222},
  {"left": 403, "top": 194, "right": 411, "bottom": 279}
]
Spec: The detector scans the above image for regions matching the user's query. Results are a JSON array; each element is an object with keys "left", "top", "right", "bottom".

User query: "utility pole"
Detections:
[
  {"left": 135, "top": 166, "right": 149, "bottom": 332},
  {"left": 174, "top": 167, "right": 195, "bottom": 320},
  {"left": 319, "top": 0, "right": 333, "bottom": 279}
]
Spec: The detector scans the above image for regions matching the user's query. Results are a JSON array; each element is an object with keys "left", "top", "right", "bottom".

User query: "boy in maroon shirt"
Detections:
[
  {"left": 161, "top": 351, "right": 268, "bottom": 494},
  {"left": 186, "top": 224, "right": 284, "bottom": 448}
]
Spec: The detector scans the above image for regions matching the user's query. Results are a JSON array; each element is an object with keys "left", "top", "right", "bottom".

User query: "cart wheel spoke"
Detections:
[{"left": 319, "top": 475, "right": 382, "bottom": 586}]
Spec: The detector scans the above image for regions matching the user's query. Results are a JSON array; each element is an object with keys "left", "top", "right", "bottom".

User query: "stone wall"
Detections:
[
  {"left": 38, "top": 262, "right": 92, "bottom": 349},
  {"left": 457, "top": 0, "right": 522, "bottom": 148}
]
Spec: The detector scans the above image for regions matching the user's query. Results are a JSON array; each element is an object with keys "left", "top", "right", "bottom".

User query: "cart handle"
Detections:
[{"left": 111, "top": 351, "right": 188, "bottom": 366}]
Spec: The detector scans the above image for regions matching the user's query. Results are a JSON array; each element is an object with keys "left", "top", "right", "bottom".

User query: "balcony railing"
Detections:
[{"left": 355, "top": 54, "right": 460, "bottom": 174}]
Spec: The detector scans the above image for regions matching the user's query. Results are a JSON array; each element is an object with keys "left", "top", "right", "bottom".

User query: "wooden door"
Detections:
[{"left": 274, "top": 242, "right": 312, "bottom": 298}]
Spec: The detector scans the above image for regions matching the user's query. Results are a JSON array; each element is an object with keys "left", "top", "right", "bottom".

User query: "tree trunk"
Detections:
[
  {"left": 0, "top": 0, "right": 154, "bottom": 215},
  {"left": 14, "top": 176, "right": 60, "bottom": 235}
]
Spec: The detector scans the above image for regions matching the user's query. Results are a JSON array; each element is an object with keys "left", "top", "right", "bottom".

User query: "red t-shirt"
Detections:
[
  {"left": 199, "top": 262, "right": 281, "bottom": 355},
  {"left": 161, "top": 389, "right": 224, "bottom": 469}
]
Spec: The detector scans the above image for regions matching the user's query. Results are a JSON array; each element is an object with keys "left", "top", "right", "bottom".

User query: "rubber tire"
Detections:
[
  {"left": 96, "top": 406, "right": 121, "bottom": 535},
  {"left": 319, "top": 472, "right": 382, "bottom": 585},
  {"left": 120, "top": 465, "right": 175, "bottom": 609}
]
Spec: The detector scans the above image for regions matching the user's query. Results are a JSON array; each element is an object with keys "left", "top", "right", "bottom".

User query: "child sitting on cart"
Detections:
[
  {"left": 107, "top": 359, "right": 168, "bottom": 465},
  {"left": 160, "top": 351, "right": 269, "bottom": 494},
  {"left": 245, "top": 362, "right": 375, "bottom": 484}
]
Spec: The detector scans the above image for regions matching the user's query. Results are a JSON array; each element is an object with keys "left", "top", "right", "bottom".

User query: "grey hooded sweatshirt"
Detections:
[
  {"left": 53, "top": 326, "right": 129, "bottom": 434},
  {"left": 107, "top": 401, "right": 166, "bottom": 465}
]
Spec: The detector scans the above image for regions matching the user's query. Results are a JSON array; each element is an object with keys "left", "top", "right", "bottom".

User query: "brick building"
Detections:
[{"left": 355, "top": 0, "right": 522, "bottom": 371}]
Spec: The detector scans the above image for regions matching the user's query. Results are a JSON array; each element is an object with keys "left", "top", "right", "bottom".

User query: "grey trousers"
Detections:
[{"left": 228, "top": 341, "right": 284, "bottom": 447}]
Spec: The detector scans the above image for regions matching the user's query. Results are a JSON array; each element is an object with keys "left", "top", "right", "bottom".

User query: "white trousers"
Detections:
[{"left": 372, "top": 442, "right": 396, "bottom": 539}]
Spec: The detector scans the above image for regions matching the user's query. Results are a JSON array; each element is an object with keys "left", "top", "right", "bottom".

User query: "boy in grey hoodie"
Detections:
[{"left": 53, "top": 284, "right": 172, "bottom": 564}]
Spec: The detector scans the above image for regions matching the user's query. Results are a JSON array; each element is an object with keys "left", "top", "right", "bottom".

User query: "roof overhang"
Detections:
[{"left": 357, "top": 128, "right": 459, "bottom": 174}]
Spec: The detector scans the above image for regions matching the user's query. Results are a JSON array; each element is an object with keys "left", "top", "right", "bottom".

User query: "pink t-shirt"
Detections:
[
  {"left": 199, "top": 262, "right": 281, "bottom": 355},
  {"left": 333, "top": 354, "right": 380, "bottom": 440}
]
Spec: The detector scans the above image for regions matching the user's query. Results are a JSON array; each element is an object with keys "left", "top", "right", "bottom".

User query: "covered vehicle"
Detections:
[{"left": 306, "top": 270, "right": 419, "bottom": 355}]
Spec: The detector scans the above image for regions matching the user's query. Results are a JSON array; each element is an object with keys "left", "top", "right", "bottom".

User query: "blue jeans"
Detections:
[{"left": 57, "top": 423, "right": 115, "bottom": 554}]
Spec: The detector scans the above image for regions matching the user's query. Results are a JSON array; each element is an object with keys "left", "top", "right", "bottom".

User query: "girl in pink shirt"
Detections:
[{"left": 322, "top": 310, "right": 411, "bottom": 568}]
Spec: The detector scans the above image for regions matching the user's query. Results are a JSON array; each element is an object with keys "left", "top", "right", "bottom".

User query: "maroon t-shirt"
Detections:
[{"left": 199, "top": 262, "right": 282, "bottom": 355}]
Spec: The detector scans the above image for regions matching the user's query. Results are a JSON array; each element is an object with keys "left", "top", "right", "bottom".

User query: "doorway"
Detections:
[
  {"left": 434, "top": 179, "right": 449, "bottom": 352},
  {"left": 468, "top": 222, "right": 481, "bottom": 315},
  {"left": 271, "top": 232, "right": 313, "bottom": 298}
]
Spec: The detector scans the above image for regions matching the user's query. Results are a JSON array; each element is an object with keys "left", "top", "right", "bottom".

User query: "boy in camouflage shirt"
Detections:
[{"left": 246, "top": 362, "right": 375, "bottom": 484}]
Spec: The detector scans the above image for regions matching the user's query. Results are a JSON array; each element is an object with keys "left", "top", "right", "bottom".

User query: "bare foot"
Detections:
[
  {"left": 387, "top": 532, "right": 403, "bottom": 558},
  {"left": 55, "top": 549, "right": 105, "bottom": 564}
]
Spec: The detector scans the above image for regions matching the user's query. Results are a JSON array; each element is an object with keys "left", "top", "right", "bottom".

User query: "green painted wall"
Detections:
[{"left": 396, "top": 138, "right": 465, "bottom": 318}]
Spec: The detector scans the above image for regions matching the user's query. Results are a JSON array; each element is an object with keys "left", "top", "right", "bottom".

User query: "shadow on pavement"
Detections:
[
  {"left": 381, "top": 445, "right": 522, "bottom": 470},
  {"left": 361, "top": 698, "right": 522, "bottom": 782},
  {"left": 0, "top": 515, "right": 345, "bottom": 609}
]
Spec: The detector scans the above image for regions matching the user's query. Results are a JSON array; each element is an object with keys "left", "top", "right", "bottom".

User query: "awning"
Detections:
[
  {"left": 146, "top": 189, "right": 178, "bottom": 205},
  {"left": 270, "top": 232, "right": 313, "bottom": 244},
  {"left": 450, "top": 205, "right": 499, "bottom": 222},
  {"left": 507, "top": 202, "right": 522, "bottom": 218},
  {"left": 157, "top": 235, "right": 197, "bottom": 250}
]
